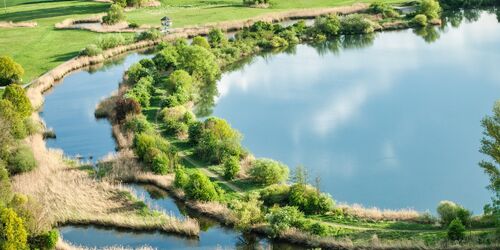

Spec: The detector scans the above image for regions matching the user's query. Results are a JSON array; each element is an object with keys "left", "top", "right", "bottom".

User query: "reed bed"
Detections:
[{"left": 338, "top": 203, "right": 421, "bottom": 222}]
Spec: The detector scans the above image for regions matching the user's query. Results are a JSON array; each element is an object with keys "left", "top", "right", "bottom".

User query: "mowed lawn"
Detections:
[{"left": 0, "top": 0, "right": 404, "bottom": 82}]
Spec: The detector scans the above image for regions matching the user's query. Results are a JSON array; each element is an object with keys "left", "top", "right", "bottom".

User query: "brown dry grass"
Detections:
[
  {"left": 11, "top": 129, "right": 199, "bottom": 236},
  {"left": 56, "top": 238, "right": 154, "bottom": 250},
  {"left": 0, "top": 21, "right": 37, "bottom": 28}
]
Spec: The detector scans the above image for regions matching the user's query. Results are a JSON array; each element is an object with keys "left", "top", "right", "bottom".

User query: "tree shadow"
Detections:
[
  {"left": 50, "top": 50, "right": 79, "bottom": 63},
  {"left": 1, "top": 1, "right": 109, "bottom": 22}
]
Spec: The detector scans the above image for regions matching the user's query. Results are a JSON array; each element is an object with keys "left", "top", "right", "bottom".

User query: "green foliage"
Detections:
[
  {"left": 127, "top": 62, "right": 151, "bottom": 83},
  {"left": 79, "top": 44, "right": 103, "bottom": 56},
  {"left": 113, "top": 0, "right": 127, "bottom": 8},
  {"left": 207, "top": 28, "right": 227, "bottom": 48},
  {"left": 0, "top": 56, "right": 24, "bottom": 86},
  {"left": 0, "top": 207, "right": 28, "bottom": 250},
  {"left": 135, "top": 29, "right": 161, "bottom": 41},
  {"left": 0, "top": 161, "right": 12, "bottom": 206},
  {"left": 166, "top": 70, "right": 193, "bottom": 93},
  {"left": 188, "top": 121, "right": 204, "bottom": 145},
  {"left": 479, "top": 101, "right": 500, "bottom": 221},
  {"left": 249, "top": 158, "right": 289, "bottom": 185},
  {"left": 340, "top": 14, "right": 375, "bottom": 34},
  {"left": 265, "top": 206, "right": 304, "bottom": 236},
  {"left": 125, "top": 76, "right": 153, "bottom": 107},
  {"left": 437, "top": 200, "right": 472, "bottom": 227},
  {"left": 185, "top": 171, "right": 219, "bottom": 201},
  {"left": 269, "top": 36, "right": 289, "bottom": 48},
  {"left": 192, "top": 36, "right": 211, "bottom": 49},
  {"left": 153, "top": 46, "right": 179, "bottom": 72},
  {"left": 195, "top": 118, "right": 243, "bottom": 164},
  {"left": 124, "top": 114, "right": 154, "bottom": 134},
  {"left": 447, "top": 218, "right": 465, "bottom": 241},
  {"left": 174, "top": 167, "right": 189, "bottom": 188},
  {"left": 412, "top": 14, "right": 428, "bottom": 27},
  {"left": 102, "top": 4, "right": 125, "bottom": 25},
  {"left": 160, "top": 106, "right": 193, "bottom": 136},
  {"left": 2, "top": 84, "right": 31, "bottom": 118},
  {"left": 259, "top": 184, "right": 290, "bottom": 206},
  {"left": 417, "top": 0, "right": 442, "bottom": 19},
  {"left": 133, "top": 133, "right": 170, "bottom": 163},
  {"left": 96, "top": 33, "right": 126, "bottom": 50},
  {"left": 177, "top": 45, "right": 221, "bottom": 86},
  {"left": 28, "top": 230, "right": 58, "bottom": 250},
  {"left": 223, "top": 156, "right": 240, "bottom": 180},
  {"left": 314, "top": 14, "right": 341, "bottom": 37},
  {"left": 7, "top": 145, "right": 36, "bottom": 175},
  {"left": 310, "top": 222, "right": 329, "bottom": 236},
  {"left": 0, "top": 100, "right": 28, "bottom": 139},
  {"left": 152, "top": 152, "right": 169, "bottom": 175},
  {"left": 368, "top": 2, "right": 400, "bottom": 18},
  {"left": 229, "top": 193, "right": 264, "bottom": 230},
  {"left": 288, "top": 184, "right": 334, "bottom": 215}
]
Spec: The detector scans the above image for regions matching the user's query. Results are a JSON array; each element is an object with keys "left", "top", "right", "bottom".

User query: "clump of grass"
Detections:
[{"left": 338, "top": 203, "right": 421, "bottom": 221}]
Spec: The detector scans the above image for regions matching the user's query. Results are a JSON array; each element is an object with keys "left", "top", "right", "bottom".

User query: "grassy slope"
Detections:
[{"left": 0, "top": 0, "right": 405, "bottom": 82}]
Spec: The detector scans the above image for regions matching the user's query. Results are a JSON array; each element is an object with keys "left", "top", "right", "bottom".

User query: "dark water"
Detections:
[
  {"left": 211, "top": 11, "right": 500, "bottom": 213},
  {"left": 40, "top": 53, "right": 151, "bottom": 161}
]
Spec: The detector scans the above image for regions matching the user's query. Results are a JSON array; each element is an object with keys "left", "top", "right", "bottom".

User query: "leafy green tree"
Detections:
[
  {"left": 288, "top": 184, "right": 334, "bottom": 215},
  {"left": 174, "top": 167, "right": 189, "bottom": 188},
  {"left": 153, "top": 45, "right": 179, "bottom": 71},
  {"left": 223, "top": 156, "right": 240, "bottom": 180},
  {"left": 0, "top": 100, "right": 27, "bottom": 139},
  {"left": 185, "top": 171, "right": 219, "bottom": 201},
  {"left": 437, "top": 200, "right": 471, "bottom": 227},
  {"left": 166, "top": 70, "right": 193, "bottom": 93},
  {"left": 191, "top": 36, "right": 211, "bottom": 49},
  {"left": 265, "top": 206, "right": 304, "bottom": 236},
  {"left": 2, "top": 84, "right": 32, "bottom": 118},
  {"left": 0, "top": 207, "right": 28, "bottom": 250},
  {"left": 412, "top": 14, "right": 428, "bottom": 27},
  {"left": 417, "top": 0, "right": 441, "bottom": 19},
  {"left": 229, "top": 193, "right": 263, "bottom": 230},
  {"left": 195, "top": 118, "right": 242, "bottom": 164},
  {"left": 177, "top": 45, "right": 221, "bottom": 86},
  {"left": 0, "top": 56, "right": 24, "bottom": 86},
  {"left": 447, "top": 218, "right": 465, "bottom": 241},
  {"left": 368, "top": 2, "right": 399, "bottom": 18},
  {"left": 314, "top": 14, "right": 341, "bottom": 37},
  {"left": 103, "top": 4, "right": 125, "bottom": 25},
  {"left": 207, "top": 28, "right": 227, "bottom": 47},
  {"left": 28, "top": 229, "right": 58, "bottom": 250},
  {"left": 152, "top": 153, "right": 169, "bottom": 175},
  {"left": 340, "top": 14, "right": 375, "bottom": 34},
  {"left": 249, "top": 158, "right": 289, "bottom": 185}
]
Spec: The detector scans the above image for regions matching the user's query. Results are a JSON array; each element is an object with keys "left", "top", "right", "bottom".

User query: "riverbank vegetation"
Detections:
[{"left": 94, "top": 4, "right": 499, "bottom": 247}]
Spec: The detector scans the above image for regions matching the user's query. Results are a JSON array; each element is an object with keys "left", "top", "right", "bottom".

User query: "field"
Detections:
[{"left": 0, "top": 0, "right": 404, "bottom": 82}]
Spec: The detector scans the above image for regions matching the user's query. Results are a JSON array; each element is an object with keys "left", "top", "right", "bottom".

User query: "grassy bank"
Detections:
[{"left": 0, "top": 0, "right": 406, "bottom": 82}]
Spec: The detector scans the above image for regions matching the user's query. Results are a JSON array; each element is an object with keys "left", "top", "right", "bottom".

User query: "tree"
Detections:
[
  {"left": 174, "top": 167, "right": 189, "bottom": 188},
  {"left": 223, "top": 156, "right": 240, "bottom": 180},
  {"left": 207, "top": 28, "right": 227, "bottom": 48},
  {"left": 288, "top": 184, "right": 334, "bottom": 215},
  {"left": 7, "top": 146, "right": 37, "bottom": 175},
  {"left": 314, "top": 14, "right": 341, "bottom": 37},
  {"left": 249, "top": 158, "right": 289, "bottom": 185},
  {"left": 417, "top": 0, "right": 441, "bottom": 19},
  {"left": 102, "top": 4, "right": 125, "bottom": 25},
  {"left": 151, "top": 153, "right": 169, "bottom": 174},
  {"left": 447, "top": 218, "right": 465, "bottom": 241},
  {"left": 479, "top": 101, "right": 500, "bottom": 230},
  {"left": 2, "top": 84, "right": 32, "bottom": 118},
  {"left": 195, "top": 117, "right": 242, "bottom": 164},
  {"left": 0, "top": 100, "right": 27, "bottom": 139},
  {"left": 191, "top": 36, "right": 210, "bottom": 49},
  {"left": 229, "top": 193, "right": 263, "bottom": 231},
  {"left": 265, "top": 206, "right": 304, "bottom": 236},
  {"left": 437, "top": 200, "right": 471, "bottom": 227},
  {"left": 0, "top": 207, "right": 28, "bottom": 250},
  {"left": 412, "top": 14, "right": 428, "bottom": 27},
  {"left": 0, "top": 56, "right": 24, "bottom": 86},
  {"left": 166, "top": 70, "right": 193, "bottom": 93},
  {"left": 177, "top": 45, "right": 221, "bottom": 86},
  {"left": 185, "top": 171, "right": 219, "bottom": 201},
  {"left": 153, "top": 45, "right": 179, "bottom": 71}
]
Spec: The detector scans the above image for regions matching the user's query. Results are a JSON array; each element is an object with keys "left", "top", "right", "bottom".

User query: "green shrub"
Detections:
[
  {"left": 28, "top": 229, "right": 58, "bottom": 250},
  {"left": 192, "top": 36, "right": 211, "bottom": 49},
  {"left": 266, "top": 206, "right": 304, "bottom": 235},
  {"left": 2, "top": 84, "right": 32, "bottom": 118},
  {"left": 340, "top": 14, "right": 375, "bottom": 34},
  {"left": 437, "top": 200, "right": 472, "bottom": 227},
  {"left": 310, "top": 222, "right": 329, "bottom": 236},
  {"left": 177, "top": 45, "right": 221, "bottom": 85},
  {"left": 152, "top": 153, "right": 169, "bottom": 174},
  {"left": 288, "top": 184, "right": 334, "bottom": 215},
  {"left": 8, "top": 145, "right": 36, "bottom": 175},
  {"left": 102, "top": 4, "right": 125, "bottom": 25},
  {"left": 314, "top": 14, "right": 341, "bottom": 37},
  {"left": 113, "top": 0, "right": 127, "bottom": 7},
  {"left": 207, "top": 28, "right": 227, "bottom": 47},
  {"left": 0, "top": 161, "right": 12, "bottom": 206},
  {"left": 278, "top": 29, "right": 299, "bottom": 44},
  {"left": 229, "top": 193, "right": 264, "bottom": 230},
  {"left": 0, "top": 56, "right": 24, "bottom": 86},
  {"left": 160, "top": 106, "right": 193, "bottom": 136},
  {"left": 79, "top": 44, "right": 102, "bottom": 56},
  {"left": 447, "top": 218, "right": 465, "bottom": 241},
  {"left": 185, "top": 171, "right": 219, "bottom": 201},
  {"left": 260, "top": 184, "right": 290, "bottom": 206},
  {"left": 195, "top": 117, "right": 242, "bottom": 164},
  {"left": 128, "top": 22, "right": 139, "bottom": 28},
  {"left": 249, "top": 158, "right": 289, "bottom": 185},
  {"left": 135, "top": 29, "right": 161, "bottom": 41},
  {"left": 0, "top": 207, "right": 28, "bottom": 250},
  {"left": 153, "top": 45, "right": 179, "bottom": 71},
  {"left": 413, "top": 14, "right": 428, "bottom": 26},
  {"left": 124, "top": 76, "right": 153, "bottom": 107},
  {"left": 166, "top": 70, "right": 193, "bottom": 93},
  {"left": 126, "top": 0, "right": 145, "bottom": 7},
  {"left": 417, "top": 0, "right": 441, "bottom": 19},
  {"left": 124, "top": 115, "right": 153, "bottom": 134},
  {"left": 0, "top": 99, "right": 27, "bottom": 139},
  {"left": 127, "top": 63, "right": 150, "bottom": 83},
  {"left": 139, "top": 58, "right": 156, "bottom": 70},
  {"left": 188, "top": 121, "right": 204, "bottom": 145},
  {"left": 96, "top": 33, "right": 126, "bottom": 49},
  {"left": 174, "top": 167, "right": 189, "bottom": 188},
  {"left": 269, "top": 36, "right": 288, "bottom": 48},
  {"left": 368, "top": 2, "right": 400, "bottom": 18},
  {"left": 223, "top": 156, "right": 240, "bottom": 180},
  {"left": 133, "top": 133, "right": 170, "bottom": 162}
]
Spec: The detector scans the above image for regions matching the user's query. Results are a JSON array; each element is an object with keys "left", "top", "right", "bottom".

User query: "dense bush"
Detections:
[
  {"left": 0, "top": 207, "right": 28, "bottom": 250},
  {"left": 447, "top": 218, "right": 465, "bottom": 241},
  {"left": 269, "top": 36, "right": 288, "bottom": 48},
  {"left": 0, "top": 56, "right": 24, "bottom": 86},
  {"left": 151, "top": 152, "right": 169, "bottom": 174},
  {"left": 191, "top": 36, "right": 210, "bottom": 49},
  {"left": 8, "top": 145, "right": 37, "bottom": 175},
  {"left": 249, "top": 158, "right": 289, "bottom": 185},
  {"left": 114, "top": 97, "right": 141, "bottom": 122},
  {"left": 124, "top": 114, "right": 154, "bottom": 134},
  {"left": 0, "top": 161, "right": 12, "bottom": 206},
  {"left": 188, "top": 121, "right": 203, "bottom": 145},
  {"left": 437, "top": 200, "right": 472, "bottom": 227},
  {"left": 160, "top": 106, "right": 194, "bottom": 136},
  {"left": 0, "top": 100, "right": 28, "bottom": 139},
  {"left": 177, "top": 45, "right": 221, "bottom": 85},
  {"left": 166, "top": 69, "right": 193, "bottom": 93},
  {"left": 368, "top": 2, "right": 400, "bottom": 18},
  {"left": 223, "top": 156, "right": 240, "bottom": 180},
  {"left": 417, "top": 0, "right": 441, "bottom": 19},
  {"left": 288, "top": 184, "right": 334, "bottom": 215},
  {"left": 266, "top": 206, "right": 304, "bottom": 235},
  {"left": 153, "top": 45, "right": 179, "bottom": 71},
  {"left": 2, "top": 84, "right": 32, "bottom": 118},
  {"left": 125, "top": 76, "right": 153, "bottom": 107},
  {"left": 412, "top": 14, "right": 428, "bottom": 27},
  {"left": 135, "top": 29, "right": 161, "bottom": 41},
  {"left": 102, "top": 4, "right": 125, "bottom": 25},
  {"left": 340, "top": 15, "right": 375, "bottom": 34},
  {"left": 133, "top": 133, "right": 170, "bottom": 163},
  {"left": 310, "top": 222, "right": 329, "bottom": 236},
  {"left": 79, "top": 44, "right": 103, "bottom": 56},
  {"left": 207, "top": 28, "right": 227, "bottom": 48},
  {"left": 28, "top": 229, "right": 58, "bottom": 250},
  {"left": 314, "top": 14, "right": 341, "bottom": 37},
  {"left": 127, "top": 62, "right": 151, "bottom": 83},
  {"left": 174, "top": 167, "right": 189, "bottom": 188},
  {"left": 185, "top": 171, "right": 219, "bottom": 201},
  {"left": 260, "top": 184, "right": 290, "bottom": 206},
  {"left": 194, "top": 117, "right": 243, "bottom": 164},
  {"left": 229, "top": 193, "right": 264, "bottom": 230},
  {"left": 96, "top": 33, "right": 126, "bottom": 49}
]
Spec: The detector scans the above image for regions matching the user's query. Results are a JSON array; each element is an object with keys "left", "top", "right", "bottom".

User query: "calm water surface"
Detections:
[{"left": 212, "top": 11, "right": 500, "bottom": 213}]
